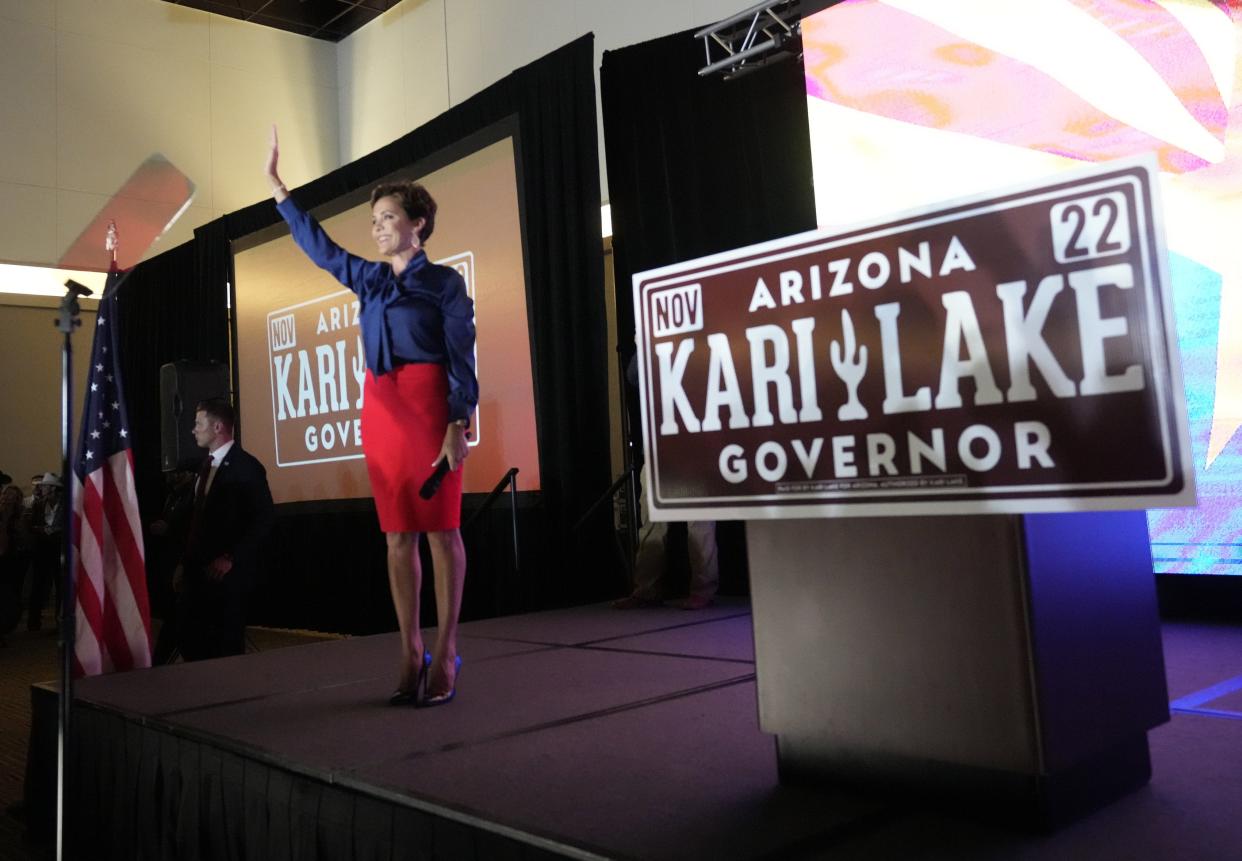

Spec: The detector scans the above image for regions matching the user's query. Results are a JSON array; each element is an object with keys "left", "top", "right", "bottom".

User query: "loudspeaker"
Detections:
[{"left": 160, "top": 361, "right": 230, "bottom": 471}]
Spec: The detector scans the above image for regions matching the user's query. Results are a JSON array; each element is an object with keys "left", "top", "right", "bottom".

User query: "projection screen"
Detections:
[
  {"left": 232, "top": 129, "right": 540, "bottom": 506},
  {"left": 801, "top": 0, "right": 1241, "bottom": 574}
]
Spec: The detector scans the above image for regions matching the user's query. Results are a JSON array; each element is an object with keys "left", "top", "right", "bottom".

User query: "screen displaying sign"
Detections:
[
  {"left": 234, "top": 135, "right": 540, "bottom": 505},
  {"left": 634, "top": 160, "right": 1194, "bottom": 520}
]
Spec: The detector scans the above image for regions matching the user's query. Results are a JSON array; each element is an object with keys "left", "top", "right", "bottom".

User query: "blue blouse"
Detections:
[{"left": 277, "top": 196, "right": 478, "bottom": 423}]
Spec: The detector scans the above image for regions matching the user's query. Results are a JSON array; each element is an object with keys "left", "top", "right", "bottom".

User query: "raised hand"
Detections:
[{"left": 266, "top": 123, "right": 287, "bottom": 201}]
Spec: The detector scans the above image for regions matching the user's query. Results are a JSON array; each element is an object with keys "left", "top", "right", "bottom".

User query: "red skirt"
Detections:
[{"left": 361, "top": 363, "right": 462, "bottom": 533}]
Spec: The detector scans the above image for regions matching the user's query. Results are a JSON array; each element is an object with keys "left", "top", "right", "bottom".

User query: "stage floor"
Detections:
[{"left": 64, "top": 602, "right": 1242, "bottom": 860}]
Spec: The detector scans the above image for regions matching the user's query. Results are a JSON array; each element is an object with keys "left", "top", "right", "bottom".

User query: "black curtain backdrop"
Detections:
[
  {"left": 600, "top": 28, "right": 818, "bottom": 596},
  {"left": 601, "top": 28, "right": 818, "bottom": 344},
  {"left": 114, "top": 35, "right": 612, "bottom": 633},
  {"left": 115, "top": 240, "right": 228, "bottom": 524}
]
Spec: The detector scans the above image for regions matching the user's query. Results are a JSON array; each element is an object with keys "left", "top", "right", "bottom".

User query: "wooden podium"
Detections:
[{"left": 747, "top": 509, "right": 1168, "bottom": 828}]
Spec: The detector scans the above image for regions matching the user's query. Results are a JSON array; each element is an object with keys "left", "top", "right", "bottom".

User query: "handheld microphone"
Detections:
[{"left": 419, "top": 458, "right": 451, "bottom": 500}]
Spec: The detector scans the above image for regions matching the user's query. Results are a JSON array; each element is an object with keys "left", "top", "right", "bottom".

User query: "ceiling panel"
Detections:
[{"left": 162, "top": 0, "right": 400, "bottom": 42}]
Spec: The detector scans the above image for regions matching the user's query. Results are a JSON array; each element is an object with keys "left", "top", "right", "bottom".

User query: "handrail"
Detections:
[
  {"left": 462, "top": 467, "right": 520, "bottom": 578},
  {"left": 572, "top": 461, "right": 642, "bottom": 585},
  {"left": 572, "top": 465, "right": 635, "bottom": 533},
  {"left": 463, "top": 467, "right": 519, "bottom": 529}
]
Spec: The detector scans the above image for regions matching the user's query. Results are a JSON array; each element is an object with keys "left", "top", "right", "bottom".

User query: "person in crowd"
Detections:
[
  {"left": 0, "top": 470, "right": 11, "bottom": 489},
  {"left": 173, "top": 399, "right": 274, "bottom": 661},
  {"left": 0, "top": 484, "right": 28, "bottom": 642},
  {"left": 25, "top": 473, "right": 64, "bottom": 631},
  {"left": 613, "top": 351, "right": 719, "bottom": 610},
  {"left": 14, "top": 474, "right": 45, "bottom": 630},
  {"left": 613, "top": 520, "right": 719, "bottom": 611},
  {"left": 265, "top": 124, "right": 477, "bottom": 706}
]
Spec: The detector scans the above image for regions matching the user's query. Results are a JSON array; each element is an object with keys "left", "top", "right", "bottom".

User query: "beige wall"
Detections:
[
  {"left": 0, "top": 0, "right": 341, "bottom": 270},
  {"left": 0, "top": 0, "right": 748, "bottom": 266},
  {"left": 0, "top": 294, "right": 97, "bottom": 487},
  {"left": 0, "top": 0, "right": 340, "bottom": 486},
  {"left": 337, "top": 0, "right": 748, "bottom": 202}
]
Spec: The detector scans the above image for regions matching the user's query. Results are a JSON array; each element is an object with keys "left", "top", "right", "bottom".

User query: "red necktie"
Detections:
[
  {"left": 186, "top": 456, "right": 213, "bottom": 555},
  {"left": 195, "top": 456, "right": 212, "bottom": 501}
]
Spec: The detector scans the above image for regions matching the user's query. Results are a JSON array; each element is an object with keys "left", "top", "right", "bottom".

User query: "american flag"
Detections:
[{"left": 71, "top": 271, "right": 152, "bottom": 676}]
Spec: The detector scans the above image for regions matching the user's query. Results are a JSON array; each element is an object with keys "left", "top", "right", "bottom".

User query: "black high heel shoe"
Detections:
[
  {"left": 388, "top": 651, "right": 432, "bottom": 706},
  {"left": 420, "top": 656, "right": 462, "bottom": 707}
]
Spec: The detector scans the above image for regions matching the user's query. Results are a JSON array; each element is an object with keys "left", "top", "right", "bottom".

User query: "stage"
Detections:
[{"left": 37, "top": 602, "right": 1242, "bottom": 859}]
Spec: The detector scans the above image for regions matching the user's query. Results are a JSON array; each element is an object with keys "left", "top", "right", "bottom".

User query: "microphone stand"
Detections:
[{"left": 54, "top": 276, "right": 92, "bottom": 861}]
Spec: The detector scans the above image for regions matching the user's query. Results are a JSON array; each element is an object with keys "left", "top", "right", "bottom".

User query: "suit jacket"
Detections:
[{"left": 184, "top": 444, "right": 275, "bottom": 592}]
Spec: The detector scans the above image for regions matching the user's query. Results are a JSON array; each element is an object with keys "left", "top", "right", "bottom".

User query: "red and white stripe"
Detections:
[{"left": 72, "top": 449, "right": 152, "bottom": 676}]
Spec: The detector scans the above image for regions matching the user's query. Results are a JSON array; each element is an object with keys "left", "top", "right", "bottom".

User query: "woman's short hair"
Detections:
[{"left": 370, "top": 181, "right": 437, "bottom": 243}]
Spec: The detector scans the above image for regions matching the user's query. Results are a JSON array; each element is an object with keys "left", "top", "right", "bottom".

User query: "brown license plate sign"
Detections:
[{"left": 634, "top": 158, "right": 1194, "bottom": 520}]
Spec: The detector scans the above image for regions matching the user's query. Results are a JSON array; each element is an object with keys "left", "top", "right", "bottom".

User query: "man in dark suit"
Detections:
[{"left": 171, "top": 398, "right": 274, "bottom": 661}]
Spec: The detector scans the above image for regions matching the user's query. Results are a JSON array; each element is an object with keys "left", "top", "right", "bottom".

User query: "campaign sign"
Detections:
[
  {"left": 634, "top": 158, "right": 1194, "bottom": 520},
  {"left": 266, "top": 252, "right": 478, "bottom": 467}
]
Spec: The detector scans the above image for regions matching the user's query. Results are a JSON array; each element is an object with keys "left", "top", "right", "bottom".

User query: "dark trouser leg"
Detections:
[
  {"left": 27, "top": 542, "right": 56, "bottom": 630},
  {"left": 0, "top": 555, "right": 25, "bottom": 636},
  {"left": 181, "top": 574, "right": 246, "bottom": 662},
  {"left": 151, "top": 589, "right": 185, "bottom": 665}
]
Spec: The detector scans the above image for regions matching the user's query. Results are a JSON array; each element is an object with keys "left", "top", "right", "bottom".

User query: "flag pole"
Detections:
[
  {"left": 53, "top": 222, "right": 115, "bottom": 859},
  {"left": 54, "top": 277, "right": 90, "bottom": 861}
]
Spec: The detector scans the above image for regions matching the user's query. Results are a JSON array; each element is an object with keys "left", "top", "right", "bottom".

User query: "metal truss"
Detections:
[{"left": 694, "top": 0, "right": 803, "bottom": 79}]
